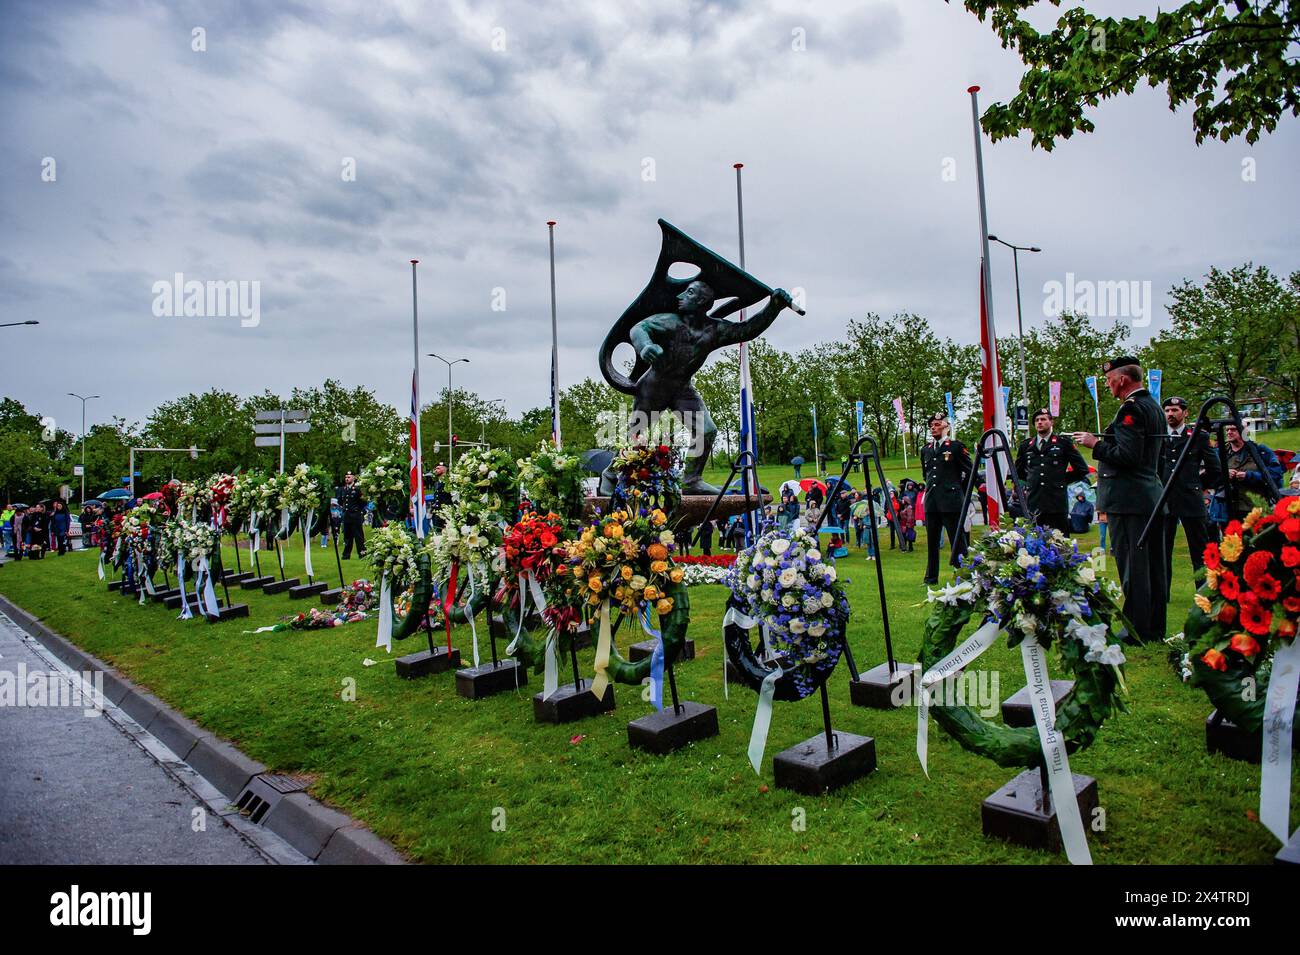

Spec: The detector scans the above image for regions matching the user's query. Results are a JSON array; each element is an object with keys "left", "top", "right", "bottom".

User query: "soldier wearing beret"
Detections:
[
  {"left": 1015, "top": 408, "right": 1089, "bottom": 534},
  {"left": 1073, "top": 357, "right": 1166, "bottom": 643},
  {"left": 1159, "top": 396, "right": 1221, "bottom": 592},
  {"left": 920, "top": 412, "right": 972, "bottom": 585}
]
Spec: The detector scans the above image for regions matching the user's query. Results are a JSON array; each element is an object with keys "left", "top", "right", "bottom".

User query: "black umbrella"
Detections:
[{"left": 580, "top": 449, "right": 614, "bottom": 474}]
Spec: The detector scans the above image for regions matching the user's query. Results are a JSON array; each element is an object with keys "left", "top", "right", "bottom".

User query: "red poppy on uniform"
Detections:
[{"left": 1122, "top": 415, "right": 1134, "bottom": 425}]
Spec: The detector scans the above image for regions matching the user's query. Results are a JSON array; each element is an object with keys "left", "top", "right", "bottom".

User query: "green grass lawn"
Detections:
[{"left": 0, "top": 521, "right": 1292, "bottom": 865}]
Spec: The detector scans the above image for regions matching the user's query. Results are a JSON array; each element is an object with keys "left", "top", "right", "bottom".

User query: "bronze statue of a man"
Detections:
[{"left": 599, "top": 219, "right": 800, "bottom": 496}]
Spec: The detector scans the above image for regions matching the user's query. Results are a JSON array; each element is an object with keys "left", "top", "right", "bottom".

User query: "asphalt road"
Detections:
[{"left": 0, "top": 612, "right": 270, "bottom": 864}]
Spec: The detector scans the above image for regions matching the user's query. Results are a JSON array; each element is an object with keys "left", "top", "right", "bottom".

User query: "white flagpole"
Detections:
[
  {"left": 547, "top": 220, "right": 562, "bottom": 450},
  {"left": 411, "top": 259, "right": 425, "bottom": 539}
]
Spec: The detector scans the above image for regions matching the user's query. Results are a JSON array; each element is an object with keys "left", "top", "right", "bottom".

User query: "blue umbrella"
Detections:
[
  {"left": 97, "top": 488, "right": 131, "bottom": 501},
  {"left": 790, "top": 456, "right": 805, "bottom": 466}
]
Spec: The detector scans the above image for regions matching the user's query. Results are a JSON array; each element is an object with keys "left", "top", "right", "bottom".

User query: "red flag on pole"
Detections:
[{"left": 979, "top": 262, "right": 1006, "bottom": 527}]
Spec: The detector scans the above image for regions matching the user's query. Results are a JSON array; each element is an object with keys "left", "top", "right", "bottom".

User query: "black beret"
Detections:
[
  {"left": 926, "top": 412, "right": 947, "bottom": 425},
  {"left": 1101, "top": 356, "right": 1140, "bottom": 373},
  {"left": 1162, "top": 396, "right": 1188, "bottom": 409},
  {"left": 1033, "top": 407, "right": 1052, "bottom": 419}
]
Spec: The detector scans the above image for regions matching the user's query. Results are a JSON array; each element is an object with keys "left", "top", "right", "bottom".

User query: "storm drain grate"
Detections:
[{"left": 234, "top": 773, "right": 310, "bottom": 824}]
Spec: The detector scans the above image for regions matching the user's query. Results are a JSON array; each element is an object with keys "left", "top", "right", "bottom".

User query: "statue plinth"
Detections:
[{"left": 585, "top": 493, "right": 771, "bottom": 531}]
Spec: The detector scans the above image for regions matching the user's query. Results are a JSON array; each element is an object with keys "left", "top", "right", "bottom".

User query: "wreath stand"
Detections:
[
  {"left": 813, "top": 434, "right": 913, "bottom": 708},
  {"left": 222, "top": 527, "right": 254, "bottom": 585},
  {"left": 395, "top": 568, "right": 460, "bottom": 679},
  {"left": 262, "top": 529, "right": 300, "bottom": 595},
  {"left": 289, "top": 514, "right": 329, "bottom": 600},
  {"left": 981, "top": 762, "right": 1099, "bottom": 855},
  {"left": 1138, "top": 396, "right": 1288, "bottom": 761},
  {"left": 725, "top": 607, "right": 875, "bottom": 795},
  {"left": 317, "top": 529, "right": 346, "bottom": 605},
  {"left": 532, "top": 616, "right": 615, "bottom": 723},
  {"left": 954, "top": 428, "right": 1078, "bottom": 727},
  {"left": 240, "top": 516, "right": 275, "bottom": 589},
  {"left": 456, "top": 577, "right": 527, "bottom": 699}
]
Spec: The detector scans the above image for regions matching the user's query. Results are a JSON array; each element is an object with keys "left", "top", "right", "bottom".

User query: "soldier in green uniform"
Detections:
[
  {"left": 1014, "top": 407, "right": 1089, "bottom": 534},
  {"left": 1073, "top": 357, "right": 1166, "bottom": 643},
  {"left": 920, "top": 412, "right": 972, "bottom": 585}
]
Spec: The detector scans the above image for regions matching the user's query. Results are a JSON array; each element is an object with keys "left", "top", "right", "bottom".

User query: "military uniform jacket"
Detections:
[
  {"left": 920, "top": 439, "right": 972, "bottom": 514},
  {"left": 1015, "top": 432, "right": 1089, "bottom": 516},
  {"left": 338, "top": 483, "right": 366, "bottom": 518},
  {"left": 1159, "top": 425, "right": 1221, "bottom": 518},
  {"left": 1092, "top": 388, "right": 1164, "bottom": 515}
]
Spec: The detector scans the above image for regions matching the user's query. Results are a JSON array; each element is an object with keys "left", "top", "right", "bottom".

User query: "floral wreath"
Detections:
[
  {"left": 227, "top": 470, "right": 268, "bottom": 525},
  {"left": 367, "top": 522, "right": 435, "bottom": 640},
  {"left": 159, "top": 517, "right": 219, "bottom": 567},
  {"left": 919, "top": 522, "right": 1128, "bottom": 767},
  {"left": 279, "top": 463, "right": 331, "bottom": 526},
  {"left": 359, "top": 453, "right": 407, "bottom": 519},
  {"left": 448, "top": 446, "right": 518, "bottom": 521},
  {"left": 1182, "top": 502, "right": 1300, "bottom": 732},
  {"left": 608, "top": 442, "right": 682, "bottom": 514},
  {"left": 206, "top": 473, "right": 237, "bottom": 529},
  {"left": 517, "top": 443, "right": 587, "bottom": 527},
  {"left": 725, "top": 526, "right": 848, "bottom": 701}
]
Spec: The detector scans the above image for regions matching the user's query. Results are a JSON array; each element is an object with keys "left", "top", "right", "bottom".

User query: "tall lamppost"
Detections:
[
  {"left": 427, "top": 353, "right": 469, "bottom": 470},
  {"left": 988, "top": 235, "right": 1041, "bottom": 406},
  {"left": 67, "top": 392, "right": 100, "bottom": 503}
]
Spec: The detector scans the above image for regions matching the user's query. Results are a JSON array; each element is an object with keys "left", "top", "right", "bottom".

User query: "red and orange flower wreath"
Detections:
[
  {"left": 1182, "top": 498, "right": 1300, "bottom": 844},
  {"left": 498, "top": 512, "right": 579, "bottom": 666}
]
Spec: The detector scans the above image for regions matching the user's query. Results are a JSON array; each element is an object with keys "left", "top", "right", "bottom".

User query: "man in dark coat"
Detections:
[
  {"left": 1074, "top": 357, "right": 1166, "bottom": 643},
  {"left": 1015, "top": 408, "right": 1090, "bottom": 533},
  {"left": 920, "top": 412, "right": 972, "bottom": 585},
  {"left": 1158, "top": 395, "right": 1221, "bottom": 589},
  {"left": 337, "top": 471, "right": 367, "bottom": 559}
]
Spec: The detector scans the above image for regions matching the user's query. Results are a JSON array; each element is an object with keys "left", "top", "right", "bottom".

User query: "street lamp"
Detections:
[
  {"left": 1, "top": 320, "right": 39, "bottom": 328},
  {"left": 67, "top": 392, "right": 100, "bottom": 503},
  {"left": 427, "top": 353, "right": 469, "bottom": 470},
  {"left": 988, "top": 235, "right": 1041, "bottom": 407}
]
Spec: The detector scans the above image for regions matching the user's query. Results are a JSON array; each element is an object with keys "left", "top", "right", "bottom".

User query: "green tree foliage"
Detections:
[{"left": 957, "top": 1, "right": 1300, "bottom": 148}]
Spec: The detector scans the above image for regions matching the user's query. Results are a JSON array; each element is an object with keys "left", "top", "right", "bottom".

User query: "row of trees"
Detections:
[{"left": 3, "top": 263, "right": 1294, "bottom": 503}]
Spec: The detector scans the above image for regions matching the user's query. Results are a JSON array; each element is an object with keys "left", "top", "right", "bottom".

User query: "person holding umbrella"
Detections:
[{"left": 791, "top": 455, "right": 804, "bottom": 479}]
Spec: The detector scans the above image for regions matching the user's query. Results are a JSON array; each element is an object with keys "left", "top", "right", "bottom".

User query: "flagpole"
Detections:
[
  {"left": 734, "top": 162, "right": 759, "bottom": 538},
  {"left": 969, "top": 85, "right": 1008, "bottom": 524},
  {"left": 547, "top": 220, "right": 562, "bottom": 450},
  {"left": 410, "top": 259, "right": 425, "bottom": 539}
]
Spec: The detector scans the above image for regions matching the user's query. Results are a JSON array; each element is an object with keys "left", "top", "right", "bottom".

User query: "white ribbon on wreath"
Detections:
[
  {"left": 916, "top": 618, "right": 1003, "bottom": 777},
  {"left": 302, "top": 510, "right": 315, "bottom": 581},
  {"left": 375, "top": 572, "right": 393, "bottom": 653},
  {"left": 176, "top": 552, "right": 191, "bottom": 621},
  {"left": 1261, "top": 637, "right": 1300, "bottom": 845},
  {"left": 465, "top": 564, "right": 480, "bottom": 668}
]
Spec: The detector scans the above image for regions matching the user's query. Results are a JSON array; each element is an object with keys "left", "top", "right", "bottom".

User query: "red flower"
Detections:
[
  {"left": 1239, "top": 602, "right": 1273, "bottom": 636},
  {"left": 1217, "top": 603, "right": 1238, "bottom": 625},
  {"left": 1283, "top": 546, "right": 1300, "bottom": 569},
  {"left": 1253, "top": 574, "right": 1282, "bottom": 602},
  {"left": 1218, "top": 571, "right": 1240, "bottom": 600},
  {"left": 1203, "top": 542, "right": 1222, "bottom": 570},
  {"left": 1278, "top": 620, "right": 1298, "bottom": 640},
  {"left": 1225, "top": 520, "right": 1244, "bottom": 538},
  {"left": 1243, "top": 551, "right": 1273, "bottom": 588},
  {"left": 1202, "top": 648, "right": 1228, "bottom": 671},
  {"left": 1229, "top": 634, "right": 1262, "bottom": 658},
  {"left": 1284, "top": 597, "right": 1300, "bottom": 613},
  {"left": 1122, "top": 415, "right": 1134, "bottom": 425},
  {"left": 1282, "top": 518, "right": 1300, "bottom": 542}
]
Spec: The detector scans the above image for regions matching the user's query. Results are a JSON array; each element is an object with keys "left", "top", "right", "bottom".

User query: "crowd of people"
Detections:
[{"left": 1, "top": 499, "right": 91, "bottom": 560}]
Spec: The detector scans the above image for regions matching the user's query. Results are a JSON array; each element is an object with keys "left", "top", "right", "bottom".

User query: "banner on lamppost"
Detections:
[
  {"left": 1085, "top": 375, "right": 1100, "bottom": 432},
  {"left": 1148, "top": 368, "right": 1162, "bottom": 404},
  {"left": 944, "top": 391, "right": 956, "bottom": 424},
  {"left": 1049, "top": 380, "right": 1061, "bottom": 418},
  {"left": 855, "top": 400, "right": 864, "bottom": 435},
  {"left": 892, "top": 397, "right": 907, "bottom": 432}
]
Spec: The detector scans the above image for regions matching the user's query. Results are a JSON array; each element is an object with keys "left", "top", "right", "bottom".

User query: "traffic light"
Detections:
[{"left": 451, "top": 434, "right": 459, "bottom": 447}]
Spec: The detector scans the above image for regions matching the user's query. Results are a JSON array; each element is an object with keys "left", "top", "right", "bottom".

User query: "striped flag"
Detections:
[
  {"left": 979, "top": 263, "right": 1008, "bottom": 526},
  {"left": 410, "top": 369, "right": 425, "bottom": 538},
  {"left": 738, "top": 340, "right": 759, "bottom": 542}
]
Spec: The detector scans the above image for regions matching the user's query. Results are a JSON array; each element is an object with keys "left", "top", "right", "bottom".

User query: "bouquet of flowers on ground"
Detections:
[
  {"left": 730, "top": 526, "right": 849, "bottom": 698},
  {"left": 561, "top": 506, "right": 681, "bottom": 618},
  {"left": 359, "top": 454, "right": 406, "bottom": 513},
  {"left": 1185, "top": 501, "right": 1299, "bottom": 688},
  {"left": 252, "top": 606, "right": 369, "bottom": 632},
  {"left": 279, "top": 463, "right": 328, "bottom": 517},
  {"left": 934, "top": 522, "right": 1130, "bottom": 668},
  {"left": 517, "top": 443, "right": 587, "bottom": 526},
  {"left": 206, "top": 473, "right": 237, "bottom": 527},
  {"left": 159, "top": 517, "right": 219, "bottom": 566},
  {"left": 337, "top": 579, "right": 377, "bottom": 614},
  {"left": 680, "top": 562, "right": 731, "bottom": 587},
  {"left": 608, "top": 442, "right": 682, "bottom": 514},
  {"left": 449, "top": 446, "right": 518, "bottom": 520}
]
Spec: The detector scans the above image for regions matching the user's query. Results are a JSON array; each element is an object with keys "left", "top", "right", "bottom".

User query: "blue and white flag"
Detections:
[
  {"left": 944, "top": 391, "right": 956, "bottom": 424},
  {"left": 1147, "top": 368, "right": 1162, "bottom": 404}
]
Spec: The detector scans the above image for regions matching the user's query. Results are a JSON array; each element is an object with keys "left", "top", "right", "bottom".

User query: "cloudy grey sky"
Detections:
[{"left": 2, "top": 0, "right": 1296, "bottom": 432}]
